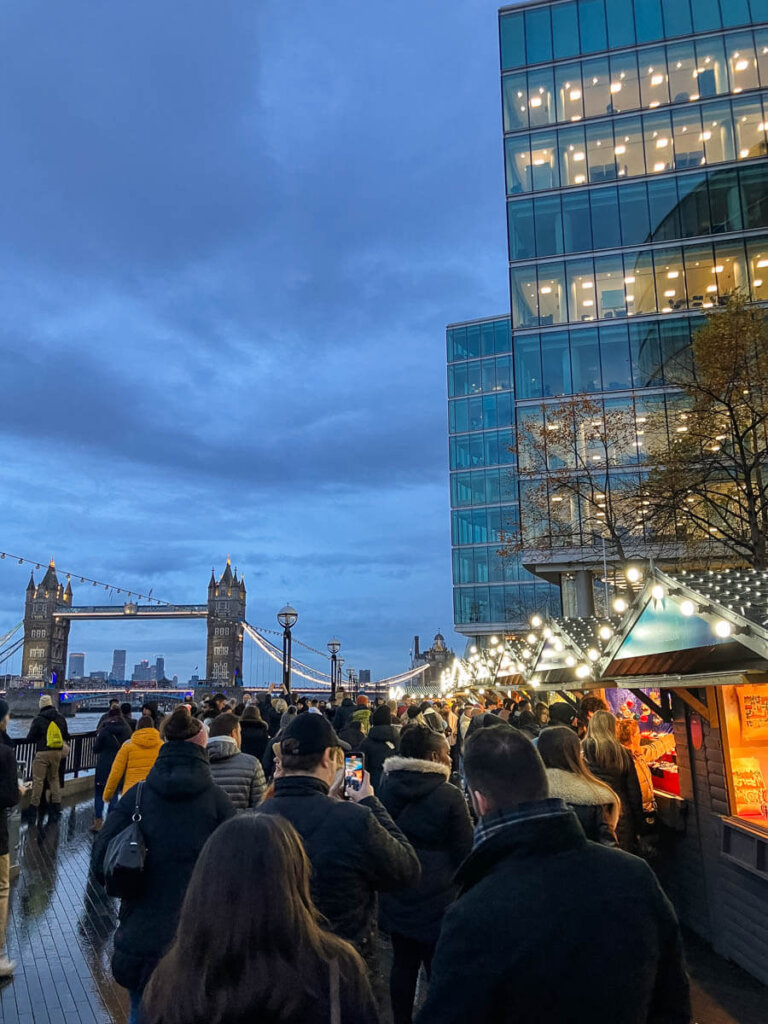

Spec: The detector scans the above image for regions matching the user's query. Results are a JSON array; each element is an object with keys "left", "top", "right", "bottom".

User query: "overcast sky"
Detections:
[{"left": 0, "top": 1, "right": 509, "bottom": 682}]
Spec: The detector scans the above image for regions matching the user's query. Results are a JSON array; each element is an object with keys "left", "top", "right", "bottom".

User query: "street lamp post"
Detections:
[
  {"left": 327, "top": 637, "right": 341, "bottom": 701},
  {"left": 277, "top": 604, "right": 298, "bottom": 699}
]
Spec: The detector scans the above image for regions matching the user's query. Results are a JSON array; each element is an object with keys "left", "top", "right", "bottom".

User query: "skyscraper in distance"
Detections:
[
  {"left": 68, "top": 652, "right": 85, "bottom": 678},
  {"left": 110, "top": 649, "right": 127, "bottom": 682}
]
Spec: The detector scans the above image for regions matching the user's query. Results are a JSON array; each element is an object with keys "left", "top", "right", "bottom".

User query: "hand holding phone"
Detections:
[{"left": 344, "top": 754, "right": 372, "bottom": 802}]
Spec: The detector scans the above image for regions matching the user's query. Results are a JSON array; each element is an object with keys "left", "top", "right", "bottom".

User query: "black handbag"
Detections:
[{"left": 103, "top": 781, "right": 148, "bottom": 900}]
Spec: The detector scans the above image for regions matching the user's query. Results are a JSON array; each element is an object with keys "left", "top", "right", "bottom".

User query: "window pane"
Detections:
[
  {"left": 721, "top": 0, "right": 751, "bottom": 29},
  {"left": 640, "top": 48, "right": 670, "bottom": 109},
  {"left": 480, "top": 321, "right": 496, "bottom": 357},
  {"left": 733, "top": 95, "right": 767, "bottom": 159},
  {"left": 727, "top": 32, "right": 759, "bottom": 93},
  {"left": 505, "top": 135, "right": 532, "bottom": 194},
  {"left": 469, "top": 397, "right": 483, "bottom": 431},
  {"left": 595, "top": 254, "right": 627, "bottom": 320},
  {"left": 558, "top": 125, "right": 588, "bottom": 185},
  {"left": 555, "top": 62, "right": 584, "bottom": 123},
  {"left": 452, "top": 400, "right": 468, "bottom": 434},
  {"left": 644, "top": 110, "right": 674, "bottom": 174},
  {"left": 609, "top": 51, "right": 641, "bottom": 113},
  {"left": 538, "top": 262, "right": 568, "bottom": 325},
  {"left": 579, "top": 0, "right": 607, "bottom": 54},
  {"left": 625, "top": 251, "right": 657, "bottom": 314},
  {"left": 582, "top": 57, "right": 612, "bottom": 119},
  {"left": 635, "top": 0, "right": 664, "bottom": 44},
  {"left": 692, "top": 0, "right": 723, "bottom": 33},
  {"left": 508, "top": 199, "right": 535, "bottom": 260},
  {"left": 606, "top": 0, "right": 635, "bottom": 49},
  {"left": 482, "top": 358, "right": 496, "bottom": 394},
  {"left": 673, "top": 105, "right": 705, "bottom": 170},
  {"left": 465, "top": 324, "right": 481, "bottom": 358},
  {"left": 662, "top": 0, "right": 692, "bottom": 38},
  {"left": 531, "top": 131, "right": 560, "bottom": 189},
  {"left": 467, "top": 361, "right": 482, "bottom": 396},
  {"left": 528, "top": 67, "right": 556, "bottom": 129},
  {"left": 590, "top": 187, "right": 622, "bottom": 249},
  {"left": 496, "top": 357, "right": 513, "bottom": 391},
  {"left": 667, "top": 40, "right": 698, "bottom": 104},
  {"left": 502, "top": 73, "right": 529, "bottom": 133},
  {"left": 757, "top": 29, "right": 768, "bottom": 88},
  {"left": 525, "top": 7, "right": 552, "bottom": 64},
  {"left": 740, "top": 163, "right": 768, "bottom": 229},
  {"left": 685, "top": 242, "right": 717, "bottom": 309},
  {"left": 620, "top": 180, "right": 651, "bottom": 244},
  {"left": 500, "top": 12, "right": 526, "bottom": 71},
  {"left": 449, "top": 365, "right": 468, "bottom": 399},
  {"left": 654, "top": 246, "right": 687, "bottom": 312},
  {"left": 629, "top": 321, "right": 663, "bottom": 386},
  {"left": 562, "top": 189, "right": 592, "bottom": 252},
  {"left": 708, "top": 167, "right": 742, "bottom": 233},
  {"left": 615, "top": 115, "right": 646, "bottom": 177},
  {"left": 495, "top": 319, "right": 512, "bottom": 355},
  {"left": 587, "top": 121, "right": 617, "bottom": 182},
  {"left": 701, "top": 100, "right": 735, "bottom": 163},
  {"left": 746, "top": 237, "right": 768, "bottom": 301},
  {"left": 517, "top": 406, "right": 544, "bottom": 469},
  {"left": 714, "top": 240, "right": 749, "bottom": 298},
  {"left": 571, "top": 328, "right": 602, "bottom": 391},
  {"left": 534, "top": 195, "right": 565, "bottom": 257},
  {"left": 553, "top": 1, "right": 581, "bottom": 60},
  {"left": 695, "top": 36, "right": 729, "bottom": 100},
  {"left": 659, "top": 322, "right": 694, "bottom": 382},
  {"left": 511, "top": 267, "right": 539, "bottom": 329},
  {"left": 541, "top": 330, "right": 573, "bottom": 396},
  {"left": 648, "top": 176, "right": 681, "bottom": 240},
  {"left": 677, "top": 172, "right": 711, "bottom": 237},
  {"left": 567, "top": 258, "right": 597, "bottom": 323},
  {"left": 751, "top": 1, "right": 768, "bottom": 24}
]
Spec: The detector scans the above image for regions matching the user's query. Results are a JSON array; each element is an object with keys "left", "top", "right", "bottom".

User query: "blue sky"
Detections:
[{"left": 0, "top": 1, "right": 509, "bottom": 681}]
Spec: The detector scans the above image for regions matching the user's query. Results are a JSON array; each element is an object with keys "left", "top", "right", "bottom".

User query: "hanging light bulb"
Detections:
[{"left": 613, "top": 597, "right": 628, "bottom": 613}]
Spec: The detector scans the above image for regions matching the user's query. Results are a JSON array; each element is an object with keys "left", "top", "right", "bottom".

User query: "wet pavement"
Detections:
[{"left": 1, "top": 793, "right": 766, "bottom": 1023}]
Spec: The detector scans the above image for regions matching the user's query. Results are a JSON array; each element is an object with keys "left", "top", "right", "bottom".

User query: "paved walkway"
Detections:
[{"left": 1, "top": 795, "right": 766, "bottom": 1023}]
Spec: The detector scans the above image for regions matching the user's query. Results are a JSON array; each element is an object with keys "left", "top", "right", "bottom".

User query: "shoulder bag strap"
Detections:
[
  {"left": 133, "top": 781, "right": 144, "bottom": 822},
  {"left": 329, "top": 957, "right": 341, "bottom": 1024}
]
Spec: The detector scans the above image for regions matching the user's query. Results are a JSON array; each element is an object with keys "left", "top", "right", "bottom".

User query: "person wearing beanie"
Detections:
[
  {"left": 93, "top": 705, "right": 234, "bottom": 1017},
  {"left": 351, "top": 695, "right": 372, "bottom": 736},
  {"left": 24, "top": 693, "right": 70, "bottom": 825},
  {"left": 361, "top": 705, "right": 400, "bottom": 791},
  {"left": 103, "top": 715, "right": 163, "bottom": 806},
  {"left": 0, "top": 699, "right": 20, "bottom": 977},
  {"left": 91, "top": 707, "right": 132, "bottom": 832},
  {"left": 120, "top": 702, "right": 136, "bottom": 733}
]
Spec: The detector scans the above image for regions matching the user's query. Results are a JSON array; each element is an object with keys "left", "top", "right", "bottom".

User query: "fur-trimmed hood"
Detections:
[
  {"left": 546, "top": 768, "right": 619, "bottom": 827},
  {"left": 383, "top": 756, "right": 450, "bottom": 779}
]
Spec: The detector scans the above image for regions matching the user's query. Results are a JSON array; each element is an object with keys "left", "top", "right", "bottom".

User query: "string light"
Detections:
[{"left": 0, "top": 549, "right": 169, "bottom": 606}]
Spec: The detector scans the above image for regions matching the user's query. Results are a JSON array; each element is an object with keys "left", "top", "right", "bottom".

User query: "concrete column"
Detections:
[{"left": 574, "top": 570, "right": 596, "bottom": 617}]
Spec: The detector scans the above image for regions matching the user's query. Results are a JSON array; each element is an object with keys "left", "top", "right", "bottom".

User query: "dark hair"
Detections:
[
  {"left": 280, "top": 749, "right": 324, "bottom": 773},
  {"left": 141, "top": 816, "right": 369, "bottom": 1024},
  {"left": 162, "top": 706, "right": 202, "bottom": 742},
  {"left": 120, "top": 702, "right": 132, "bottom": 715},
  {"left": 109, "top": 698, "right": 120, "bottom": 707},
  {"left": 241, "top": 705, "right": 264, "bottom": 723},
  {"left": 399, "top": 724, "right": 446, "bottom": 761},
  {"left": 136, "top": 715, "right": 155, "bottom": 732},
  {"left": 464, "top": 725, "right": 548, "bottom": 810},
  {"left": 106, "top": 707, "right": 122, "bottom": 718},
  {"left": 579, "top": 696, "right": 609, "bottom": 717},
  {"left": 209, "top": 712, "right": 240, "bottom": 739},
  {"left": 406, "top": 706, "right": 422, "bottom": 720}
]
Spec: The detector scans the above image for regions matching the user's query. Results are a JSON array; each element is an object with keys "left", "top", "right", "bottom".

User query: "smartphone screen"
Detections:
[{"left": 344, "top": 753, "right": 364, "bottom": 795}]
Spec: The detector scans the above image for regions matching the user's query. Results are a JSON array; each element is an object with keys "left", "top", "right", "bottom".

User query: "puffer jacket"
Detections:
[
  {"left": 207, "top": 736, "right": 266, "bottom": 809},
  {"left": 360, "top": 725, "right": 399, "bottom": 791},
  {"left": 378, "top": 756, "right": 473, "bottom": 944},
  {"left": 545, "top": 767, "right": 618, "bottom": 846},
  {"left": 94, "top": 716, "right": 133, "bottom": 786},
  {"left": 103, "top": 727, "right": 162, "bottom": 804},
  {"left": 92, "top": 743, "right": 235, "bottom": 994}
]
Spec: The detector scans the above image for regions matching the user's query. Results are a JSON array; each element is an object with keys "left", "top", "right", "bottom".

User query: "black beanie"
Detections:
[{"left": 372, "top": 705, "right": 391, "bottom": 727}]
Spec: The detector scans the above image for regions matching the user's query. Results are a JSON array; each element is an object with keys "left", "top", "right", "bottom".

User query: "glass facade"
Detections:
[{"left": 449, "top": 1, "right": 768, "bottom": 637}]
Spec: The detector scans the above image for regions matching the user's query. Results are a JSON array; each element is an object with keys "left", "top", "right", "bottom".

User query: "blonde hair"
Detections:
[
  {"left": 583, "top": 710, "right": 627, "bottom": 773},
  {"left": 273, "top": 698, "right": 288, "bottom": 715}
]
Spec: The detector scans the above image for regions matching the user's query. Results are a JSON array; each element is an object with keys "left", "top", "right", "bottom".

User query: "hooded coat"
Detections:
[
  {"left": 93, "top": 716, "right": 133, "bottom": 786},
  {"left": 26, "top": 705, "right": 70, "bottom": 752},
  {"left": 545, "top": 767, "right": 618, "bottom": 846},
  {"left": 239, "top": 718, "right": 269, "bottom": 761},
  {"left": 378, "top": 756, "right": 473, "bottom": 944},
  {"left": 103, "top": 727, "right": 163, "bottom": 804},
  {"left": 333, "top": 697, "right": 356, "bottom": 733},
  {"left": 92, "top": 743, "right": 235, "bottom": 993},
  {"left": 207, "top": 736, "right": 266, "bottom": 810},
  {"left": 360, "top": 725, "right": 399, "bottom": 792},
  {"left": 339, "top": 722, "right": 365, "bottom": 751},
  {"left": 416, "top": 806, "right": 691, "bottom": 1024}
]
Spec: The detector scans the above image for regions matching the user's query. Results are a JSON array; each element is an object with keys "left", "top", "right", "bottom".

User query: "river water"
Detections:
[{"left": 7, "top": 712, "right": 109, "bottom": 739}]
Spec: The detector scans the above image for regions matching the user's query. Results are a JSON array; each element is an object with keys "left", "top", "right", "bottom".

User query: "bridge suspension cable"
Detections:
[
  {"left": 0, "top": 636, "right": 24, "bottom": 668},
  {"left": 0, "top": 622, "right": 22, "bottom": 649},
  {"left": 242, "top": 623, "right": 331, "bottom": 686}
]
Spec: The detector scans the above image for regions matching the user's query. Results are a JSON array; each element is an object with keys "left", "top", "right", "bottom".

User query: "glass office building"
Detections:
[{"left": 449, "top": 0, "right": 768, "bottom": 639}]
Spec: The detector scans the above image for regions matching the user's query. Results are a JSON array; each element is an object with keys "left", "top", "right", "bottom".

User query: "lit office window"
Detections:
[
  {"left": 595, "top": 254, "right": 627, "bottom": 318},
  {"left": 505, "top": 135, "right": 531, "bottom": 194},
  {"left": 732, "top": 94, "right": 767, "bottom": 158},
  {"left": 615, "top": 115, "right": 647, "bottom": 177},
  {"left": 609, "top": 51, "right": 642, "bottom": 112},
  {"left": 555, "top": 62, "right": 585, "bottom": 123},
  {"left": 746, "top": 237, "right": 768, "bottom": 299},
  {"left": 640, "top": 48, "right": 670, "bottom": 108},
  {"left": 531, "top": 133, "right": 560, "bottom": 190},
  {"left": 653, "top": 247, "right": 687, "bottom": 312},
  {"left": 567, "top": 258, "right": 597, "bottom": 323},
  {"left": 644, "top": 110, "right": 674, "bottom": 173},
  {"left": 502, "top": 73, "right": 528, "bottom": 133},
  {"left": 673, "top": 106, "right": 706, "bottom": 169},
  {"left": 538, "top": 262, "right": 568, "bottom": 325},
  {"left": 701, "top": 100, "right": 736, "bottom": 163},
  {"left": 528, "top": 67, "right": 556, "bottom": 128},
  {"left": 558, "top": 124, "right": 589, "bottom": 185},
  {"left": 727, "top": 32, "right": 760, "bottom": 93},
  {"left": 583, "top": 57, "right": 612, "bottom": 119}
]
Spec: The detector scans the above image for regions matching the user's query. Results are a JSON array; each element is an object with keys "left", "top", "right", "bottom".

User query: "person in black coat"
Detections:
[
  {"left": 333, "top": 696, "right": 356, "bottom": 733},
  {"left": 538, "top": 726, "right": 618, "bottom": 846},
  {"left": 25, "top": 694, "right": 70, "bottom": 822},
  {"left": 257, "top": 713, "right": 420, "bottom": 963},
  {"left": 378, "top": 725, "right": 472, "bottom": 1024},
  {"left": 583, "top": 710, "right": 645, "bottom": 852},
  {"left": 239, "top": 704, "right": 269, "bottom": 761},
  {"left": 92, "top": 707, "right": 234, "bottom": 1018},
  {"left": 417, "top": 724, "right": 691, "bottom": 1024},
  {"left": 0, "top": 700, "right": 20, "bottom": 977},
  {"left": 360, "top": 706, "right": 399, "bottom": 791},
  {"left": 92, "top": 708, "right": 132, "bottom": 831},
  {"left": 338, "top": 719, "right": 365, "bottom": 751}
]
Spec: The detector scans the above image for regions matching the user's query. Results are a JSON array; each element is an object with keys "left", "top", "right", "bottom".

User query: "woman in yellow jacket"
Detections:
[{"left": 103, "top": 715, "right": 163, "bottom": 805}]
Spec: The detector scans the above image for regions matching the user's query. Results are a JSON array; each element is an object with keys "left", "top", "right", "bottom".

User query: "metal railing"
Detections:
[{"left": 12, "top": 731, "right": 97, "bottom": 779}]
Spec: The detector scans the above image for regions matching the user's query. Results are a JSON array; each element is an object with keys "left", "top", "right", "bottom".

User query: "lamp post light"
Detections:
[
  {"left": 277, "top": 604, "right": 298, "bottom": 699},
  {"left": 327, "top": 637, "right": 341, "bottom": 701}
]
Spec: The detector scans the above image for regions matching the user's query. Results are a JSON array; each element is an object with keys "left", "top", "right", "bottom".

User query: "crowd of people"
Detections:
[{"left": 0, "top": 685, "right": 693, "bottom": 1022}]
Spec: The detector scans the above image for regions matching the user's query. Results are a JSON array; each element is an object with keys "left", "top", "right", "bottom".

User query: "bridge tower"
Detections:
[
  {"left": 21, "top": 561, "right": 72, "bottom": 685},
  {"left": 205, "top": 559, "right": 245, "bottom": 687}
]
